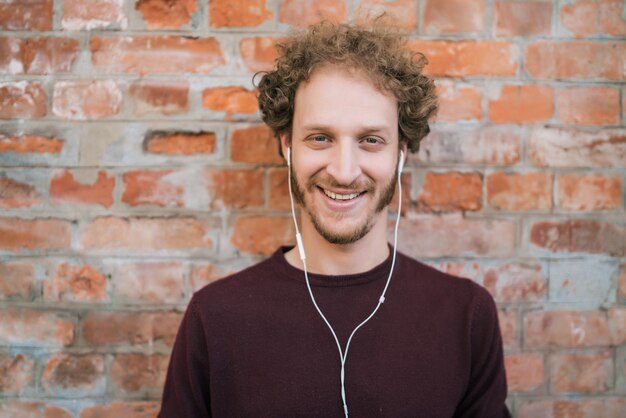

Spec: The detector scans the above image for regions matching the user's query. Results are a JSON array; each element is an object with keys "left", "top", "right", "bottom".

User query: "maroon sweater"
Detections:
[{"left": 159, "top": 247, "right": 511, "bottom": 417}]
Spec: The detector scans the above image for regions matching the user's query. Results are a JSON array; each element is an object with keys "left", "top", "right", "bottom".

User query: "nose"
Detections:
[{"left": 325, "top": 141, "right": 361, "bottom": 186}]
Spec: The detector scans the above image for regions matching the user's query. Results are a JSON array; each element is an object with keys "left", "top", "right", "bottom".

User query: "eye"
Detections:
[
  {"left": 361, "top": 136, "right": 384, "bottom": 146},
  {"left": 312, "top": 135, "right": 329, "bottom": 143}
]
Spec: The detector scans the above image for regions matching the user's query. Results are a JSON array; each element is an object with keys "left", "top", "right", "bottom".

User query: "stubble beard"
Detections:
[{"left": 290, "top": 165, "right": 398, "bottom": 245}]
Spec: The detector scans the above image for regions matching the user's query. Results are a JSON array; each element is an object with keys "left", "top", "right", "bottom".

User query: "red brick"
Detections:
[
  {"left": 240, "top": 37, "right": 281, "bottom": 72},
  {"left": 110, "top": 354, "right": 168, "bottom": 395},
  {"left": 80, "top": 401, "right": 160, "bottom": 418},
  {"left": 557, "top": 173, "right": 621, "bottom": 211},
  {"left": 0, "top": 37, "right": 80, "bottom": 75},
  {"left": 416, "top": 127, "right": 522, "bottom": 166},
  {"left": 0, "top": 176, "right": 42, "bottom": 208},
  {"left": 62, "top": 0, "right": 126, "bottom": 29},
  {"left": 0, "top": 134, "right": 63, "bottom": 154},
  {"left": 487, "top": 172, "right": 552, "bottom": 211},
  {"left": 128, "top": 80, "right": 189, "bottom": 116},
  {"left": 112, "top": 261, "right": 185, "bottom": 304},
  {"left": 409, "top": 40, "right": 517, "bottom": 77},
  {"left": 530, "top": 219, "right": 625, "bottom": 256},
  {"left": 202, "top": 86, "right": 258, "bottom": 117},
  {"left": 355, "top": 0, "right": 418, "bottom": 31},
  {"left": 423, "top": 0, "right": 485, "bottom": 34},
  {"left": 81, "top": 311, "right": 181, "bottom": 347},
  {"left": 498, "top": 310, "right": 518, "bottom": 349},
  {"left": 90, "top": 36, "right": 225, "bottom": 75},
  {"left": 0, "top": 400, "right": 72, "bottom": 418},
  {"left": 488, "top": 85, "right": 553, "bottom": 124},
  {"left": 529, "top": 128, "right": 626, "bottom": 168},
  {"left": 208, "top": 170, "right": 264, "bottom": 209},
  {"left": 144, "top": 131, "right": 216, "bottom": 156},
  {"left": 42, "top": 353, "right": 105, "bottom": 396},
  {"left": 268, "top": 168, "right": 290, "bottom": 210},
  {"left": 210, "top": 0, "right": 273, "bottom": 28},
  {"left": 231, "top": 125, "right": 283, "bottom": 164},
  {"left": 0, "top": 218, "right": 71, "bottom": 253},
  {"left": 437, "top": 261, "right": 482, "bottom": 282},
  {"left": 505, "top": 352, "right": 544, "bottom": 393},
  {"left": 0, "top": 262, "right": 33, "bottom": 301},
  {"left": 50, "top": 170, "right": 115, "bottom": 208},
  {"left": 619, "top": 264, "right": 626, "bottom": 301},
  {"left": 189, "top": 262, "right": 240, "bottom": 292},
  {"left": 397, "top": 214, "right": 515, "bottom": 257},
  {"left": 525, "top": 41, "right": 624, "bottom": 81},
  {"left": 231, "top": 217, "right": 295, "bottom": 255},
  {"left": 0, "top": 0, "right": 52, "bottom": 31},
  {"left": 52, "top": 80, "right": 121, "bottom": 120},
  {"left": 608, "top": 309, "right": 626, "bottom": 346},
  {"left": 136, "top": 0, "right": 197, "bottom": 29},
  {"left": 518, "top": 398, "right": 626, "bottom": 418},
  {"left": 43, "top": 263, "right": 108, "bottom": 303},
  {"left": 0, "top": 81, "right": 47, "bottom": 119},
  {"left": 435, "top": 81, "right": 482, "bottom": 122},
  {"left": 524, "top": 310, "right": 611, "bottom": 348},
  {"left": 561, "top": 0, "right": 626, "bottom": 37},
  {"left": 484, "top": 263, "right": 546, "bottom": 303},
  {"left": 416, "top": 172, "right": 482, "bottom": 212},
  {"left": 556, "top": 87, "right": 620, "bottom": 126},
  {"left": 0, "top": 309, "right": 74, "bottom": 347},
  {"left": 80, "top": 217, "right": 212, "bottom": 253},
  {"left": 279, "top": 0, "right": 347, "bottom": 26},
  {"left": 122, "top": 170, "right": 185, "bottom": 208},
  {"left": 550, "top": 350, "right": 613, "bottom": 394},
  {"left": 494, "top": 1, "right": 552, "bottom": 36},
  {"left": 0, "top": 353, "right": 34, "bottom": 395}
]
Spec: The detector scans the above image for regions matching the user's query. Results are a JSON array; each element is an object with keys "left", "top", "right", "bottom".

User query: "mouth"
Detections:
[{"left": 318, "top": 186, "right": 365, "bottom": 201}]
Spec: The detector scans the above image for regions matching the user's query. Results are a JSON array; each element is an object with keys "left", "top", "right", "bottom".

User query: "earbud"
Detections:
[
  {"left": 398, "top": 150, "right": 405, "bottom": 174},
  {"left": 287, "top": 146, "right": 291, "bottom": 167}
]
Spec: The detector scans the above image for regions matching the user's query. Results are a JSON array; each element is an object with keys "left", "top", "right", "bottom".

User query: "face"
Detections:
[{"left": 282, "top": 66, "right": 402, "bottom": 245}]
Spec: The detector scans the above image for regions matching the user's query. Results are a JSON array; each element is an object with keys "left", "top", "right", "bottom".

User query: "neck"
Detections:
[{"left": 285, "top": 210, "right": 390, "bottom": 276}]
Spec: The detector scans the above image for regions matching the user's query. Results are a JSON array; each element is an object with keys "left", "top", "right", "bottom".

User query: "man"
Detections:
[{"left": 159, "top": 23, "right": 510, "bottom": 417}]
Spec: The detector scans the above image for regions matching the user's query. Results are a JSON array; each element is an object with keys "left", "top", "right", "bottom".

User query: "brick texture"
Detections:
[{"left": 1, "top": 1, "right": 624, "bottom": 415}]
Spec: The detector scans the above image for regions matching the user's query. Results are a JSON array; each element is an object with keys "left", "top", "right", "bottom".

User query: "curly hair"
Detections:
[{"left": 256, "top": 22, "right": 438, "bottom": 156}]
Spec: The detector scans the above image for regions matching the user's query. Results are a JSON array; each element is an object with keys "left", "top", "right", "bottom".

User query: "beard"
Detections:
[{"left": 290, "top": 164, "right": 398, "bottom": 245}]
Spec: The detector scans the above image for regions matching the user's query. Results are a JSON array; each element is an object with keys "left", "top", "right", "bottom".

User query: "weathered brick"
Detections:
[
  {"left": 279, "top": 0, "right": 347, "bottom": 26},
  {"left": 50, "top": 170, "right": 115, "bottom": 208},
  {"left": 608, "top": 308, "right": 626, "bottom": 345},
  {"left": 487, "top": 172, "right": 552, "bottom": 211},
  {"left": 110, "top": 354, "right": 168, "bottom": 396},
  {"left": 268, "top": 168, "right": 290, "bottom": 210},
  {"left": 189, "top": 262, "right": 241, "bottom": 292},
  {"left": 144, "top": 131, "right": 216, "bottom": 156},
  {"left": 90, "top": 36, "right": 225, "bottom": 75},
  {"left": 202, "top": 86, "right": 258, "bottom": 117},
  {"left": 529, "top": 128, "right": 626, "bottom": 168},
  {"left": 122, "top": 170, "right": 185, "bottom": 208},
  {"left": 0, "top": 176, "right": 42, "bottom": 208},
  {"left": 423, "top": 0, "right": 485, "bottom": 34},
  {"left": 0, "top": 353, "right": 34, "bottom": 395},
  {"left": 556, "top": 87, "right": 620, "bottom": 126},
  {"left": 0, "top": 309, "right": 74, "bottom": 347},
  {"left": 0, "top": 37, "right": 80, "bottom": 75},
  {"left": 0, "top": 400, "right": 72, "bottom": 418},
  {"left": 548, "top": 260, "right": 616, "bottom": 306},
  {"left": 61, "top": 0, "right": 127, "bottom": 30},
  {"left": 484, "top": 262, "right": 546, "bottom": 303},
  {"left": 42, "top": 353, "right": 105, "bottom": 396},
  {"left": 435, "top": 81, "right": 482, "bottom": 122},
  {"left": 416, "top": 172, "right": 482, "bottom": 212},
  {"left": 80, "top": 217, "right": 212, "bottom": 253},
  {"left": 230, "top": 125, "right": 283, "bottom": 164},
  {"left": 0, "top": 218, "right": 71, "bottom": 253},
  {"left": 550, "top": 350, "right": 613, "bottom": 394},
  {"left": 136, "top": 0, "right": 197, "bottom": 29},
  {"left": 619, "top": 264, "right": 626, "bottom": 301},
  {"left": 498, "top": 310, "right": 518, "bottom": 349},
  {"left": 208, "top": 170, "right": 264, "bottom": 209},
  {"left": 0, "top": 261, "right": 34, "bottom": 300},
  {"left": 52, "top": 80, "right": 121, "bottom": 120},
  {"left": 81, "top": 311, "right": 181, "bottom": 347},
  {"left": 557, "top": 173, "right": 621, "bottom": 211},
  {"left": 525, "top": 41, "right": 624, "bottom": 80},
  {"left": 0, "top": 134, "right": 63, "bottom": 154},
  {"left": 355, "top": 0, "right": 418, "bottom": 31},
  {"left": 231, "top": 217, "right": 295, "bottom": 256},
  {"left": 518, "top": 398, "right": 626, "bottom": 418},
  {"left": 561, "top": 0, "right": 626, "bottom": 37},
  {"left": 505, "top": 352, "right": 544, "bottom": 393},
  {"left": 494, "top": 1, "right": 552, "bottom": 36},
  {"left": 80, "top": 401, "right": 160, "bottom": 418},
  {"left": 488, "top": 85, "right": 553, "bottom": 124},
  {"left": 43, "top": 263, "right": 108, "bottom": 303},
  {"left": 240, "top": 37, "right": 281, "bottom": 72},
  {"left": 529, "top": 219, "right": 625, "bottom": 256},
  {"left": 409, "top": 40, "right": 517, "bottom": 77},
  {"left": 128, "top": 80, "right": 189, "bottom": 116},
  {"left": 209, "top": 0, "right": 273, "bottom": 28},
  {"left": 111, "top": 261, "right": 186, "bottom": 304},
  {"left": 524, "top": 310, "right": 611, "bottom": 348},
  {"left": 0, "top": 0, "right": 52, "bottom": 31},
  {"left": 0, "top": 81, "right": 47, "bottom": 119},
  {"left": 397, "top": 214, "right": 516, "bottom": 257}
]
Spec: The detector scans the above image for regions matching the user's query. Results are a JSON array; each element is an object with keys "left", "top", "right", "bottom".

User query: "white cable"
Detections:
[{"left": 287, "top": 148, "right": 403, "bottom": 418}]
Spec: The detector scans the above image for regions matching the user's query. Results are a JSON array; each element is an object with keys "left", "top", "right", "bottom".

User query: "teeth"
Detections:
[{"left": 323, "top": 189, "right": 361, "bottom": 201}]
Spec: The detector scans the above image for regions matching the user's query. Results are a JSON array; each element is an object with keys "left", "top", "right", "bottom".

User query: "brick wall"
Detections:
[{"left": 0, "top": 0, "right": 624, "bottom": 416}]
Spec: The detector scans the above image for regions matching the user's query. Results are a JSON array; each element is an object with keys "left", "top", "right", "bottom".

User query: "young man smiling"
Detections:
[{"left": 159, "top": 23, "right": 511, "bottom": 417}]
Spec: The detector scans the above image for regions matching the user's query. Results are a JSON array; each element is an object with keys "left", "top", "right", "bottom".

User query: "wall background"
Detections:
[{"left": 0, "top": 0, "right": 625, "bottom": 417}]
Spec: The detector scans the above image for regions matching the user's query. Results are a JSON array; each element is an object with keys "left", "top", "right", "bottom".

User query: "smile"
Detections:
[{"left": 320, "top": 188, "right": 364, "bottom": 201}]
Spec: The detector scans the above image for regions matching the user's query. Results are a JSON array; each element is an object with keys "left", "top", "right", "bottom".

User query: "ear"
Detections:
[{"left": 280, "top": 133, "right": 290, "bottom": 163}]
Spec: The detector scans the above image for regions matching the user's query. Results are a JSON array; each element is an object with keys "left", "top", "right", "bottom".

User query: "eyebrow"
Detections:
[{"left": 301, "top": 124, "right": 391, "bottom": 134}]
